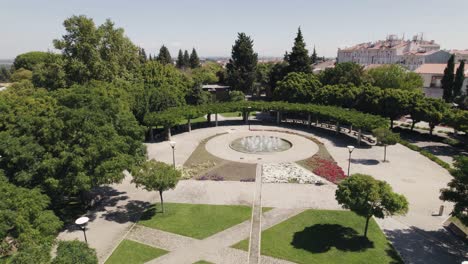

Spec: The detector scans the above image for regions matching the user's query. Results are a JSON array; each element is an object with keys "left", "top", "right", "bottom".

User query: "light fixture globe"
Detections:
[
  {"left": 347, "top": 145, "right": 355, "bottom": 153},
  {"left": 169, "top": 141, "right": 176, "bottom": 148},
  {"left": 75, "top": 216, "right": 89, "bottom": 226}
]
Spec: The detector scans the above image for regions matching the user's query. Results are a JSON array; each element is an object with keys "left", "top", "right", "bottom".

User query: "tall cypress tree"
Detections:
[
  {"left": 157, "top": 45, "right": 172, "bottom": 65},
  {"left": 285, "top": 27, "right": 311, "bottom": 73},
  {"left": 183, "top": 50, "right": 190, "bottom": 67},
  {"left": 176, "top": 49, "right": 185, "bottom": 68},
  {"left": 453, "top": 60, "right": 465, "bottom": 98},
  {"left": 226, "top": 32, "right": 258, "bottom": 94},
  {"left": 442, "top": 55, "right": 455, "bottom": 102},
  {"left": 311, "top": 46, "right": 318, "bottom": 64},
  {"left": 138, "top": 48, "right": 147, "bottom": 64},
  {"left": 189, "top": 48, "right": 201, "bottom": 68}
]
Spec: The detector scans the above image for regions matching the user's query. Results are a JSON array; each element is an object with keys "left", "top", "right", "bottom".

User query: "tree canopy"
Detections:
[
  {"left": 367, "top": 64, "right": 423, "bottom": 90},
  {"left": 335, "top": 174, "right": 408, "bottom": 237},
  {"left": 226, "top": 33, "right": 258, "bottom": 94},
  {"left": 273, "top": 72, "right": 321, "bottom": 103},
  {"left": 284, "top": 27, "right": 311, "bottom": 73},
  {"left": 13, "top": 51, "right": 53, "bottom": 71},
  {"left": 52, "top": 240, "right": 98, "bottom": 264},
  {"left": 189, "top": 48, "right": 201, "bottom": 68},
  {"left": 440, "top": 156, "right": 468, "bottom": 226},
  {"left": 320, "top": 62, "right": 370, "bottom": 86}
]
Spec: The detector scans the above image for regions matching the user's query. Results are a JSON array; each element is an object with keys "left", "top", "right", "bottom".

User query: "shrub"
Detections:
[{"left": 52, "top": 240, "right": 97, "bottom": 264}]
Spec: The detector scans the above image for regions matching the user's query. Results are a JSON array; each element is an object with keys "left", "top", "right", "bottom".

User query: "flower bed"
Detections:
[{"left": 305, "top": 157, "right": 346, "bottom": 184}]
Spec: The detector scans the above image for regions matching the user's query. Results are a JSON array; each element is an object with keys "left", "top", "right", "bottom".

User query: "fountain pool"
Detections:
[{"left": 229, "top": 135, "right": 292, "bottom": 154}]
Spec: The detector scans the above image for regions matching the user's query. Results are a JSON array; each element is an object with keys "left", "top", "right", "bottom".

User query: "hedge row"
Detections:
[{"left": 144, "top": 101, "right": 388, "bottom": 131}]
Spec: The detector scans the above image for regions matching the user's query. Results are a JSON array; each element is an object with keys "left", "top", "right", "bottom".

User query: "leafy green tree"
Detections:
[
  {"left": 0, "top": 179, "right": 62, "bottom": 257},
  {"left": 320, "top": 62, "right": 370, "bottom": 86},
  {"left": 10, "top": 68, "right": 33, "bottom": 82},
  {"left": 372, "top": 128, "right": 400, "bottom": 162},
  {"left": 53, "top": 15, "right": 140, "bottom": 85},
  {"left": 0, "top": 66, "right": 11, "bottom": 82},
  {"left": 190, "top": 65, "right": 219, "bottom": 85},
  {"left": 138, "top": 47, "right": 147, "bottom": 64},
  {"left": 132, "top": 160, "right": 181, "bottom": 213},
  {"left": 335, "top": 174, "right": 408, "bottom": 237},
  {"left": 229, "top": 90, "right": 245, "bottom": 102},
  {"left": 453, "top": 60, "right": 465, "bottom": 98},
  {"left": 13, "top": 51, "right": 50, "bottom": 71},
  {"left": 189, "top": 48, "right": 200, "bottom": 68},
  {"left": 256, "top": 63, "right": 274, "bottom": 96},
  {"left": 268, "top": 62, "right": 289, "bottom": 94},
  {"left": 273, "top": 72, "right": 321, "bottom": 103},
  {"left": 420, "top": 98, "right": 449, "bottom": 135},
  {"left": 407, "top": 93, "right": 426, "bottom": 131},
  {"left": 156, "top": 45, "right": 172, "bottom": 65},
  {"left": 440, "top": 156, "right": 468, "bottom": 225},
  {"left": 285, "top": 27, "right": 311, "bottom": 73},
  {"left": 186, "top": 84, "right": 212, "bottom": 105},
  {"left": 442, "top": 55, "right": 455, "bottom": 102},
  {"left": 379, "top": 89, "right": 412, "bottom": 128},
  {"left": 52, "top": 240, "right": 98, "bottom": 264},
  {"left": 311, "top": 46, "right": 318, "bottom": 64},
  {"left": 32, "top": 53, "right": 67, "bottom": 90},
  {"left": 446, "top": 109, "right": 468, "bottom": 133},
  {"left": 226, "top": 33, "right": 258, "bottom": 94},
  {"left": 368, "top": 64, "right": 423, "bottom": 90},
  {"left": 176, "top": 49, "right": 185, "bottom": 69},
  {"left": 9, "top": 244, "right": 51, "bottom": 264},
  {"left": 183, "top": 50, "right": 190, "bottom": 67}
]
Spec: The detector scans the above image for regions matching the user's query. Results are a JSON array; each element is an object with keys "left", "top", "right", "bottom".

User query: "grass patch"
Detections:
[
  {"left": 233, "top": 210, "right": 402, "bottom": 264},
  {"left": 139, "top": 203, "right": 252, "bottom": 239},
  {"left": 192, "top": 261, "right": 214, "bottom": 264},
  {"left": 105, "top": 239, "right": 167, "bottom": 264}
]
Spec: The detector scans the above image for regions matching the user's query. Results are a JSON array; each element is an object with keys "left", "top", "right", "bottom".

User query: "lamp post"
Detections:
[
  {"left": 75, "top": 216, "right": 89, "bottom": 244},
  {"left": 169, "top": 141, "right": 176, "bottom": 169},
  {"left": 347, "top": 145, "right": 355, "bottom": 177},
  {"left": 247, "top": 106, "right": 252, "bottom": 130}
]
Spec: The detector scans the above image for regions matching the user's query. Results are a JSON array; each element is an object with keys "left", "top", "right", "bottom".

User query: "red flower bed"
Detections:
[{"left": 307, "top": 157, "right": 346, "bottom": 184}]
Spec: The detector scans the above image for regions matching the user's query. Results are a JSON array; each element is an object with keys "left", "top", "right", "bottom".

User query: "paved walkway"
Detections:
[{"left": 247, "top": 164, "right": 263, "bottom": 264}]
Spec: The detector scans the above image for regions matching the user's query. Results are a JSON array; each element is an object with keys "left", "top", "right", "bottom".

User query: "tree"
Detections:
[
  {"left": 53, "top": 15, "right": 140, "bottom": 85},
  {"left": 32, "top": 53, "right": 67, "bottom": 90},
  {"left": 0, "top": 179, "right": 62, "bottom": 257},
  {"left": 440, "top": 156, "right": 468, "bottom": 225},
  {"left": 311, "top": 46, "right": 318, "bottom": 64},
  {"left": 256, "top": 63, "right": 274, "bottom": 96},
  {"left": 268, "top": 62, "right": 289, "bottom": 95},
  {"left": 10, "top": 68, "right": 33, "bottom": 82},
  {"left": 157, "top": 45, "right": 172, "bottom": 65},
  {"left": 13, "top": 51, "right": 50, "bottom": 71},
  {"left": 441, "top": 55, "right": 455, "bottom": 102},
  {"left": 183, "top": 50, "right": 190, "bottom": 67},
  {"left": 226, "top": 33, "right": 258, "bottom": 94},
  {"left": 367, "top": 64, "right": 423, "bottom": 90},
  {"left": 273, "top": 72, "right": 321, "bottom": 103},
  {"left": 176, "top": 49, "right": 185, "bottom": 69},
  {"left": 52, "top": 240, "right": 98, "bottom": 264},
  {"left": 186, "top": 84, "right": 212, "bottom": 105},
  {"left": 453, "top": 60, "right": 465, "bottom": 98},
  {"left": 132, "top": 160, "right": 181, "bottom": 213},
  {"left": 372, "top": 128, "right": 399, "bottom": 162},
  {"left": 285, "top": 27, "right": 311, "bottom": 73},
  {"left": 379, "top": 89, "right": 412, "bottom": 128},
  {"left": 138, "top": 48, "right": 147, "bottom": 64},
  {"left": 335, "top": 174, "right": 408, "bottom": 237},
  {"left": 189, "top": 48, "right": 200, "bottom": 68},
  {"left": 320, "top": 62, "right": 370, "bottom": 86},
  {"left": 0, "top": 66, "right": 11, "bottom": 82},
  {"left": 229, "top": 90, "right": 245, "bottom": 102}
]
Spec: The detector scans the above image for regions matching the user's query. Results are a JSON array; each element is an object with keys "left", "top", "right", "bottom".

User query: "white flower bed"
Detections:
[{"left": 262, "top": 162, "right": 324, "bottom": 184}]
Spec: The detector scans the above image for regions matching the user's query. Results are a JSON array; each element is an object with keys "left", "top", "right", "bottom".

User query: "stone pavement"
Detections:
[{"left": 247, "top": 164, "right": 263, "bottom": 263}]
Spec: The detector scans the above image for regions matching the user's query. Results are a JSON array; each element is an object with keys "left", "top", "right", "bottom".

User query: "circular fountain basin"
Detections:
[{"left": 230, "top": 135, "right": 292, "bottom": 154}]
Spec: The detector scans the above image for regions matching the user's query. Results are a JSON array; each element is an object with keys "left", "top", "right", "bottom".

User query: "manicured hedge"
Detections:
[{"left": 144, "top": 101, "right": 388, "bottom": 131}]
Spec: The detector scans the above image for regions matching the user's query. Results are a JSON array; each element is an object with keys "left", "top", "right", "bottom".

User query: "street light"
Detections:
[
  {"left": 247, "top": 106, "right": 252, "bottom": 130},
  {"left": 347, "top": 145, "right": 355, "bottom": 177},
  {"left": 169, "top": 141, "right": 176, "bottom": 169},
  {"left": 75, "top": 216, "right": 89, "bottom": 244}
]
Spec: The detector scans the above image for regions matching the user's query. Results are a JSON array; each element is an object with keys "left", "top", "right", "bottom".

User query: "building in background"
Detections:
[
  {"left": 415, "top": 63, "right": 468, "bottom": 98},
  {"left": 337, "top": 34, "right": 450, "bottom": 70},
  {"left": 450, "top": 50, "right": 468, "bottom": 63}
]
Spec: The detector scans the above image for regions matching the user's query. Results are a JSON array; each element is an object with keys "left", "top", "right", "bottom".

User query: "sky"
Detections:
[{"left": 2, "top": 0, "right": 468, "bottom": 59}]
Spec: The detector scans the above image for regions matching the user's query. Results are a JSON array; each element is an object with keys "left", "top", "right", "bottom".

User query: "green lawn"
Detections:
[
  {"left": 192, "top": 261, "right": 214, "bottom": 264},
  {"left": 105, "top": 239, "right": 167, "bottom": 264},
  {"left": 233, "top": 210, "right": 402, "bottom": 264},
  {"left": 138, "top": 203, "right": 252, "bottom": 239}
]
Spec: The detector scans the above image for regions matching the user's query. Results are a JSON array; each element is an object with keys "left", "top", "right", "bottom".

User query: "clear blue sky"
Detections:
[{"left": 2, "top": 0, "right": 468, "bottom": 59}]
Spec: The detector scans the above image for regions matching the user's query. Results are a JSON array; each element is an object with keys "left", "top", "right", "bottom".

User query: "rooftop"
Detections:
[{"left": 414, "top": 63, "right": 468, "bottom": 75}]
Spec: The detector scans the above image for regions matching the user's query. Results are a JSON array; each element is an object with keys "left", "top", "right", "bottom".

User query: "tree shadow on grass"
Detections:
[
  {"left": 139, "top": 204, "right": 159, "bottom": 221},
  {"left": 291, "top": 224, "right": 374, "bottom": 253}
]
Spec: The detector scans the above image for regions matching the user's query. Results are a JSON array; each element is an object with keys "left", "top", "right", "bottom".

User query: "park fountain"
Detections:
[{"left": 230, "top": 135, "right": 292, "bottom": 153}]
